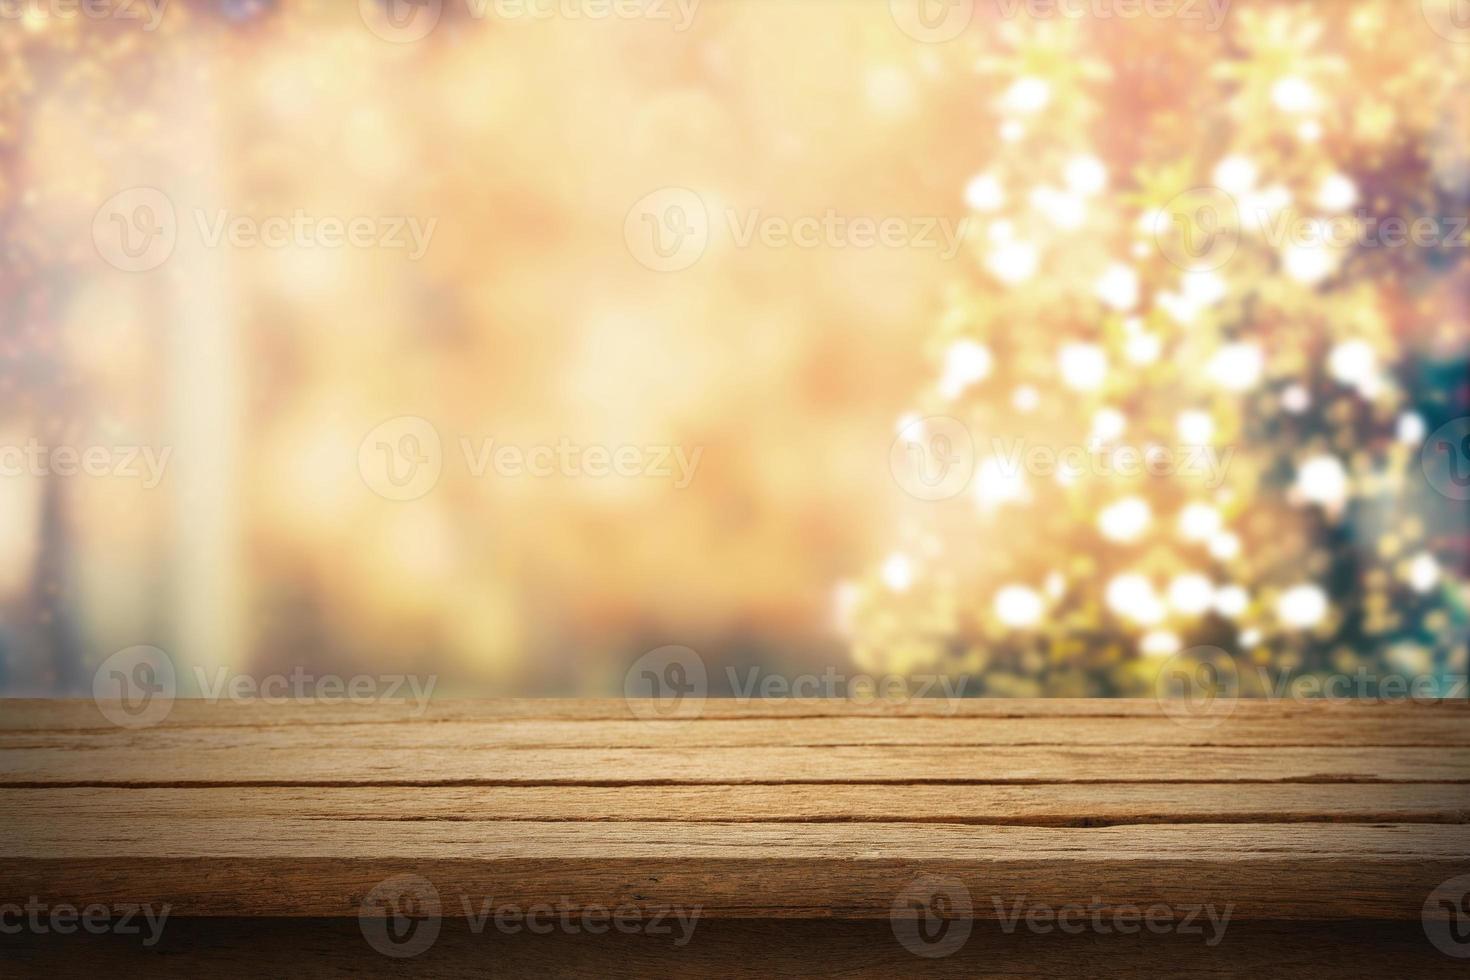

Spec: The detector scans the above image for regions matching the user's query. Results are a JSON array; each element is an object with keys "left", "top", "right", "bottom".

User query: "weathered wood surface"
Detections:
[
  {"left": 3, "top": 918, "right": 1464, "bottom": 980},
  {"left": 3, "top": 699, "right": 1468, "bottom": 921}
]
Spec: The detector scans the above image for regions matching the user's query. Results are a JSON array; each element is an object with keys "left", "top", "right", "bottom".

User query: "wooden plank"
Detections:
[
  {"left": 5, "top": 701, "right": 1466, "bottom": 927},
  {"left": 3, "top": 918, "right": 1463, "bottom": 979},
  {"left": 5, "top": 821, "right": 1464, "bottom": 918},
  {"left": 7, "top": 713, "right": 1468, "bottom": 750},
  {"left": 3, "top": 743, "right": 1465, "bottom": 785},
  {"left": 7, "top": 783, "right": 1469, "bottom": 825},
  {"left": 5, "top": 697, "right": 1466, "bottom": 731}
]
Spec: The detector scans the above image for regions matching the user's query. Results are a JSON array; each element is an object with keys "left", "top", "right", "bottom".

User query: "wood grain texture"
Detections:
[
  {"left": 3, "top": 699, "right": 1468, "bottom": 923},
  {"left": 7, "top": 820, "right": 1466, "bottom": 917},
  {"left": 3, "top": 918, "right": 1464, "bottom": 980},
  {"left": 8, "top": 783, "right": 1470, "bottom": 825},
  {"left": 5, "top": 697, "right": 1467, "bottom": 729},
  {"left": 4, "top": 743, "right": 1466, "bottom": 785}
]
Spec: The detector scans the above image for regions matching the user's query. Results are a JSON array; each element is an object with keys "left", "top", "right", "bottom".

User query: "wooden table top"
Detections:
[{"left": 5, "top": 697, "right": 1469, "bottom": 928}]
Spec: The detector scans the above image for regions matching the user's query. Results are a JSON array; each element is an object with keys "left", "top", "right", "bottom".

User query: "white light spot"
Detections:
[
  {"left": 1397, "top": 413, "right": 1426, "bottom": 445},
  {"left": 1272, "top": 76, "right": 1320, "bottom": 114},
  {"left": 1095, "top": 263, "right": 1139, "bottom": 311},
  {"left": 1212, "top": 156, "right": 1258, "bottom": 196},
  {"left": 1277, "top": 583, "right": 1328, "bottom": 628},
  {"left": 1125, "top": 331, "right": 1162, "bottom": 365},
  {"left": 1206, "top": 342, "right": 1264, "bottom": 391},
  {"left": 1141, "top": 630, "right": 1182, "bottom": 657},
  {"left": 1315, "top": 174, "right": 1358, "bottom": 212},
  {"left": 882, "top": 554, "right": 913, "bottom": 592},
  {"left": 1281, "top": 384, "right": 1311, "bottom": 413},
  {"left": 1408, "top": 553, "right": 1441, "bottom": 593},
  {"left": 1059, "top": 343, "right": 1108, "bottom": 392},
  {"left": 1294, "top": 454, "right": 1349, "bottom": 510},
  {"left": 1091, "top": 407, "right": 1127, "bottom": 444},
  {"left": 1001, "top": 76, "right": 1051, "bottom": 115},
  {"left": 1044, "top": 572, "right": 1066, "bottom": 598},
  {"left": 1031, "top": 186, "right": 1087, "bottom": 230},
  {"left": 1208, "top": 531, "right": 1242, "bottom": 561},
  {"left": 1328, "top": 339, "right": 1378, "bottom": 393},
  {"left": 939, "top": 340, "right": 993, "bottom": 399},
  {"left": 1177, "top": 410, "right": 1215, "bottom": 446},
  {"left": 986, "top": 239, "right": 1039, "bottom": 284},
  {"left": 1178, "top": 503, "right": 1223, "bottom": 542},
  {"left": 1107, "top": 573, "right": 1166, "bottom": 625},
  {"left": 1013, "top": 386, "right": 1040, "bottom": 412},
  {"left": 976, "top": 456, "right": 1030, "bottom": 509},
  {"left": 1065, "top": 155, "right": 1108, "bottom": 197},
  {"left": 1239, "top": 185, "right": 1292, "bottom": 236},
  {"left": 1214, "top": 585, "right": 1249, "bottom": 618},
  {"left": 1099, "top": 497, "right": 1152, "bottom": 543},
  {"left": 1168, "top": 574, "right": 1216, "bottom": 616},
  {"left": 994, "top": 585, "right": 1045, "bottom": 628},
  {"left": 1281, "top": 230, "right": 1337, "bottom": 284},
  {"left": 965, "top": 173, "right": 1006, "bottom": 212}
]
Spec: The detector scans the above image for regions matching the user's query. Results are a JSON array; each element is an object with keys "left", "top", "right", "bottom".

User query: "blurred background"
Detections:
[{"left": 0, "top": 0, "right": 1466, "bottom": 697}]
